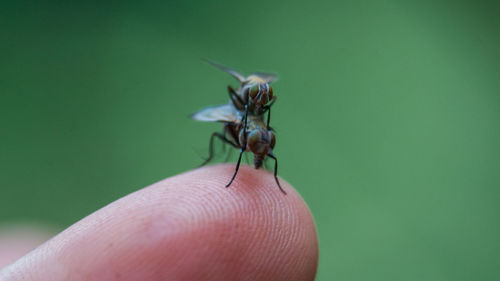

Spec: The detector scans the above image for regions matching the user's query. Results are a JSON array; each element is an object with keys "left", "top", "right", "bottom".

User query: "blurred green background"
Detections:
[{"left": 1, "top": 0, "right": 500, "bottom": 280}]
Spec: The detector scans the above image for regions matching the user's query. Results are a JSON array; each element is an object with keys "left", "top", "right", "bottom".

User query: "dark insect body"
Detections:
[{"left": 191, "top": 61, "right": 285, "bottom": 194}]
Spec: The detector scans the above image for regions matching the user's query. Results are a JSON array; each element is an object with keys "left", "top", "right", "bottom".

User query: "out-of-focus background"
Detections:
[{"left": 1, "top": 0, "right": 499, "bottom": 279}]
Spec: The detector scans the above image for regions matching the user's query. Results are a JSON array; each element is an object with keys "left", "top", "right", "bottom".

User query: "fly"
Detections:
[{"left": 191, "top": 61, "right": 285, "bottom": 194}]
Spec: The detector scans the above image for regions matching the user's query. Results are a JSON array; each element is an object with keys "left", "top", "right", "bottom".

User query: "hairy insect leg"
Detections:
[
  {"left": 226, "top": 104, "right": 249, "bottom": 188},
  {"left": 263, "top": 97, "right": 276, "bottom": 130},
  {"left": 267, "top": 153, "right": 286, "bottom": 194},
  {"left": 200, "top": 132, "right": 238, "bottom": 167},
  {"left": 242, "top": 104, "right": 249, "bottom": 145},
  {"left": 226, "top": 148, "right": 244, "bottom": 188},
  {"left": 228, "top": 85, "right": 245, "bottom": 110},
  {"left": 266, "top": 106, "right": 271, "bottom": 130}
]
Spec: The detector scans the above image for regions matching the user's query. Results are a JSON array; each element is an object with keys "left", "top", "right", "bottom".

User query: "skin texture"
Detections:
[
  {"left": 0, "top": 225, "right": 55, "bottom": 269},
  {"left": 0, "top": 165, "right": 318, "bottom": 281}
]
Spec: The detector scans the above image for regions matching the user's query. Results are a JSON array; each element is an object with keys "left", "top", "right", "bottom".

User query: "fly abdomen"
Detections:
[{"left": 254, "top": 154, "right": 265, "bottom": 169}]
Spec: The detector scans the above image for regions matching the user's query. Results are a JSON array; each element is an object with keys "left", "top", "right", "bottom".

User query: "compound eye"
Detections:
[{"left": 249, "top": 85, "right": 259, "bottom": 98}]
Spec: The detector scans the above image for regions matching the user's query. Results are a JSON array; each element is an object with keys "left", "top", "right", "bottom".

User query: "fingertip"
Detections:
[
  {"left": 171, "top": 164, "right": 319, "bottom": 280},
  {"left": 1, "top": 165, "right": 318, "bottom": 281}
]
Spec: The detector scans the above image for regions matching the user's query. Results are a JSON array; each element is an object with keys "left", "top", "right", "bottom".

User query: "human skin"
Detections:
[
  {"left": 0, "top": 225, "right": 54, "bottom": 269},
  {"left": 0, "top": 164, "right": 318, "bottom": 281}
]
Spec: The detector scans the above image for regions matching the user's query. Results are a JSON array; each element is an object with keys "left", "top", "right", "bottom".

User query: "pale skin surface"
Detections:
[
  {"left": 0, "top": 165, "right": 318, "bottom": 281},
  {"left": 0, "top": 225, "right": 55, "bottom": 269}
]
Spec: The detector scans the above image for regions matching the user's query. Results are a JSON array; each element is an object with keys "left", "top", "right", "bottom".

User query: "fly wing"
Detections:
[
  {"left": 191, "top": 104, "right": 240, "bottom": 123},
  {"left": 250, "top": 72, "right": 278, "bottom": 83},
  {"left": 204, "top": 59, "right": 246, "bottom": 82}
]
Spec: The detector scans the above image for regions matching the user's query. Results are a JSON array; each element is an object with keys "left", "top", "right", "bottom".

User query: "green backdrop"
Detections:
[{"left": 1, "top": 1, "right": 499, "bottom": 280}]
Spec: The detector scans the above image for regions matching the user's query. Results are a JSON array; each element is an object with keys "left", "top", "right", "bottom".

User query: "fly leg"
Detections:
[
  {"left": 226, "top": 104, "right": 249, "bottom": 188},
  {"left": 228, "top": 86, "right": 245, "bottom": 110},
  {"left": 263, "top": 96, "right": 276, "bottom": 130},
  {"left": 200, "top": 132, "right": 238, "bottom": 167},
  {"left": 267, "top": 153, "right": 286, "bottom": 194},
  {"left": 265, "top": 106, "right": 271, "bottom": 130},
  {"left": 226, "top": 148, "right": 244, "bottom": 188}
]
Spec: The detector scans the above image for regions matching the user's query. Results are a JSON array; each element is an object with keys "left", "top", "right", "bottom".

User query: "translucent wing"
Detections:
[
  {"left": 250, "top": 72, "right": 278, "bottom": 83},
  {"left": 204, "top": 59, "right": 246, "bottom": 82},
  {"left": 191, "top": 104, "right": 240, "bottom": 123}
]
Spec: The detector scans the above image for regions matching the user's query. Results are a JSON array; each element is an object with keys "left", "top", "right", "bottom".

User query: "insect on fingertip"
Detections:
[{"left": 192, "top": 61, "right": 285, "bottom": 194}]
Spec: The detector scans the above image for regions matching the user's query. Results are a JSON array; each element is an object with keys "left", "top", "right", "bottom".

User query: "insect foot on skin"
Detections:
[{"left": 191, "top": 60, "right": 285, "bottom": 194}]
